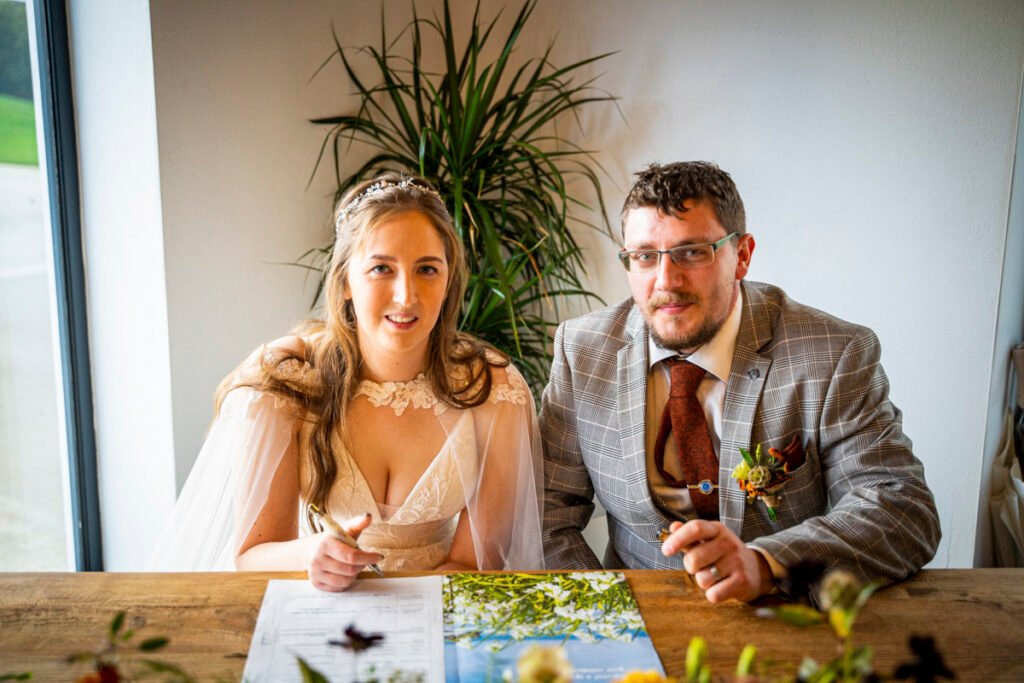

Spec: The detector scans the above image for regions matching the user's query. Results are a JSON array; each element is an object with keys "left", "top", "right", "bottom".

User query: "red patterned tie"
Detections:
[{"left": 653, "top": 358, "right": 719, "bottom": 519}]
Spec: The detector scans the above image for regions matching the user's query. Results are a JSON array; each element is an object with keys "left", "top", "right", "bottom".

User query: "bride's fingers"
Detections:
[
  {"left": 321, "top": 536, "right": 382, "bottom": 568},
  {"left": 310, "top": 563, "right": 357, "bottom": 592},
  {"left": 306, "top": 521, "right": 384, "bottom": 592},
  {"left": 309, "top": 545, "right": 369, "bottom": 592},
  {"left": 339, "top": 512, "right": 374, "bottom": 541}
]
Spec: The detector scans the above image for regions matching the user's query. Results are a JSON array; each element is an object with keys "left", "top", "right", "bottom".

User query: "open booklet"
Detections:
[
  {"left": 443, "top": 572, "right": 664, "bottom": 682},
  {"left": 243, "top": 572, "right": 663, "bottom": 682}
]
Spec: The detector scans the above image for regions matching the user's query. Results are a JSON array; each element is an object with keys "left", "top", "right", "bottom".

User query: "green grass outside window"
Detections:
[{"left": 0, "top": 94, "right": 38, "bottom": 166}]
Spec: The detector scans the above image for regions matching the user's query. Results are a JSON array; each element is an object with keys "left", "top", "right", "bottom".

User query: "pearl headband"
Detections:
[{"left": 334, "top": 178, "right": 445, "bottom": 232}]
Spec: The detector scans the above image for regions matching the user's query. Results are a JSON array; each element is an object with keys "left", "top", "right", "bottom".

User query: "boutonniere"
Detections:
[{"left": 731, "top": 438, "right": 800, "bottom": 522}]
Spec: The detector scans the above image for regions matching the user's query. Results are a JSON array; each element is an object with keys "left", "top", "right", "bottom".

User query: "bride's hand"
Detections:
[{"left": 306, "top": 513, "right": 381, "bottom": 592}]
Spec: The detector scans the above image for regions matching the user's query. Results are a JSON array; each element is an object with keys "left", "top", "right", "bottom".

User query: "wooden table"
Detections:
[{"left": 0, "top": 569, "right": 1021, "bottom": 681}]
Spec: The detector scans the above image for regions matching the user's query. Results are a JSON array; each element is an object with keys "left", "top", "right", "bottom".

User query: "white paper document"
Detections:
[{"left": 243, "top": 576, "right": 445, "bottom": 682}]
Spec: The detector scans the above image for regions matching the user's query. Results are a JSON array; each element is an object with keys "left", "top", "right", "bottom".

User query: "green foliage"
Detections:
[
  {"left": 0, "top": 94, "right": 39, "bottom": 166},
  {"left": 297, "top": 657, "right": 331, "bottom": 683},
  {"left": 0, "top": 1, "right": 33, "bottom": 100},
  {"left": 826, "top": 582, "right": 877, "bottom": 640},
  {"left": 308, "top": 0, "right": 617, "bottom": 389},
  {"left": 139, "top": 637, "right": 171, "bottom": 652},
  {"left": 110, "top": 610, "right": 127, "bottom": 638},
  {"left": 751, "top": 571, "right": 921, "bottom": 682},
  {"left": 138, "top": 659, "right": 197, "bottom": 680},
  {"left": 65, "top": 611, "right": 197, "bottom": 683},
  {"left": 735, "top": 644, "right": 757, "bottom": 677},
  {"left": 298, "top": 654, "right": 426, "bottom": 683},
  {"left": 755, "top": 603, "right": 825, "bottom": 628},
  {"left": 797, "top": 646, "right": 874, "bottom": 683},
  {"left": 685, "top": 637, "right": 710, "bottom": 682},
  {"left": 0, "top": 2, "right": 40, "bottom": 166}
]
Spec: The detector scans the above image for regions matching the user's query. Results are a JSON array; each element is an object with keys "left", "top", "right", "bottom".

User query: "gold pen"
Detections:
[
  {"left": 659, "top": 527, "right": 696, "bottom": 587},
  {"left": 658, "top": 527, "right": 696, "bottom": 553},
  {"left": 309, "top": 504, "right": 384, "bottom": 576}
]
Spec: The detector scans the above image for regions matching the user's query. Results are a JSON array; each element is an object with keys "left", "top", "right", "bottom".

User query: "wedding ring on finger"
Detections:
[{"left": 708, "top": 563, "right": 723, "bottom": 584}]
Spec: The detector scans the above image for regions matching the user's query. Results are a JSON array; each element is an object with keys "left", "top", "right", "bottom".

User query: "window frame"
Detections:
[{"left": 32, "top": 0, "right": 102, "bottom": 571}]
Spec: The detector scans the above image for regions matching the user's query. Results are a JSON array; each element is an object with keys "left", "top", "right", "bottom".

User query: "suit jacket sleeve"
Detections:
[
  {"left": 540, "top": 322, "right": 602, "bottom": 569},
  {"left": 747, "top": 327, "right": 940, "bottom": 584}
]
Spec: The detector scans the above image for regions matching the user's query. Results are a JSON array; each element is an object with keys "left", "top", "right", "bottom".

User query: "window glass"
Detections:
[{"left": 0, "top": 0, "right": 72, "bottom": 571}]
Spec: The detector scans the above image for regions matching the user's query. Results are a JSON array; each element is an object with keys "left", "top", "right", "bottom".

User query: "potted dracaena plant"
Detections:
[{"left": 303, "top": 0, "right": 618, "bottom": 391}]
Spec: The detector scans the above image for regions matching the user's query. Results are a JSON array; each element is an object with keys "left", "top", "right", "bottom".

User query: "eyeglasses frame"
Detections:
[{"left": 617, "top": 232, "right": 741, "bottom": 272}]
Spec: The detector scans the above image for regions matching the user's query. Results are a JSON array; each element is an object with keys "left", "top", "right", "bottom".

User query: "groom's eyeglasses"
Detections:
[{"left": 617, "top": 232, "right": 739, "bottom": 273}]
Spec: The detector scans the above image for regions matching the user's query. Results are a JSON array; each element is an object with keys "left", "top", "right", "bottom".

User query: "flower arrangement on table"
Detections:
[{"left": 62, "top": 611, "right": 198, "bottom": 683}]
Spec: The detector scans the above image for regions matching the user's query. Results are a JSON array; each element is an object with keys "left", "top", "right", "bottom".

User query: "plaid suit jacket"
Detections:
[{"left": 540, "top": 281, "right": 940, "bottom": 584}]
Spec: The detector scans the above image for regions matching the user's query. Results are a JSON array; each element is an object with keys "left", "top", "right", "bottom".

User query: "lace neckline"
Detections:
[{"left": 355, "top": 373, "right": 441, "bottom": 416}]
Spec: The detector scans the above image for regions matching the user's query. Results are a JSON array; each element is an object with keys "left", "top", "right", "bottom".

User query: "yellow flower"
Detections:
[
  {"left": 731, "top": 461, "right": 751, "bottom": 481},
  {"left": 612, "top": 671, "right": 678, "bottom": 683},
  {"left": 517, "top": 645, "right": 573, "bottom": 683}
]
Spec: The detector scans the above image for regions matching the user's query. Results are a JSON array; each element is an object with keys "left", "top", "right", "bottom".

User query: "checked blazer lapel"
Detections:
[
  {"left": 617, "top": 306, "right": 664, "bottom": 525},
  {"left": 719, "top": 283, "right": 776, "bottom": 537}
]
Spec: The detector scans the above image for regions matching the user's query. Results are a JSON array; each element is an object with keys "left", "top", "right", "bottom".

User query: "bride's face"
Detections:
[{"left": 344, "top": 210, "right": 450, "bottom": 373}]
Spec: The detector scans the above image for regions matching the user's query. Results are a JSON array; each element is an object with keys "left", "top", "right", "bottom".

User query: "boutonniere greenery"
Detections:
[{"left": 731, "top": 442, "right": 792, "bottom": 522}]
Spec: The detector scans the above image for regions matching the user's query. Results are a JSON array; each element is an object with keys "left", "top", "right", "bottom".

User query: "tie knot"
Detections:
[{"left": 667, "top": 358, "right": 705, "bottom": 397}]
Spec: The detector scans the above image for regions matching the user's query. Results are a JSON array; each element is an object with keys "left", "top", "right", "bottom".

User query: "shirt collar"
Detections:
[{"left": 647, "top": 286, "right": 744, "bottom": 382}]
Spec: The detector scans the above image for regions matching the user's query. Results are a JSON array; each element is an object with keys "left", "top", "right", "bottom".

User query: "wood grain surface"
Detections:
[{"left": 0, "top": 569, "right": 1021, "bottom": 681}]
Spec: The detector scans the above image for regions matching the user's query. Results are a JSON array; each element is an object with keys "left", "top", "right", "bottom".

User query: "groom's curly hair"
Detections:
[{"left": 620, "top": 161, "right": 746, "bottom": 239}]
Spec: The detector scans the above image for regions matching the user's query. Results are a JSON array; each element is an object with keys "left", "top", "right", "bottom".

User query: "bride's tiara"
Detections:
[{"left": 335, "top": 178, "right": 445, "bottom": 232}]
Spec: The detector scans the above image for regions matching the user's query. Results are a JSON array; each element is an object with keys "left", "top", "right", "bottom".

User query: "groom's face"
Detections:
[{"left": 622, "top": 201, "right": 754, "bottom": 353}]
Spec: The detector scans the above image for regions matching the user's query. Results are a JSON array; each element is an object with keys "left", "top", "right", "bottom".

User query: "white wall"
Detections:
[
  {"left": 134, "top": 0, "right": 1024, "bottom": 568},
  {"left": 68, "top": 0, "right": 177, "bottom": 569}
]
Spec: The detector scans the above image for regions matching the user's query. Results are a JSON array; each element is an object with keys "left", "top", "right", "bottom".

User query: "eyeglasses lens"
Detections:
[{"left": 619, "top": 245, "right": 714, "bottom": 272}]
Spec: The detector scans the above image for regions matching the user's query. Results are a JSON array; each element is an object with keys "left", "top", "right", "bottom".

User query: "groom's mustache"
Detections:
[{"left": 648, "top": 292, "right": 700, "bottom": 309}]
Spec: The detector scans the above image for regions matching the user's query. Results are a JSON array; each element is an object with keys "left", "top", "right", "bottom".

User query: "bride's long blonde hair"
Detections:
[{"left": 215, "top": 173, "right": 507, "bottom": 529}]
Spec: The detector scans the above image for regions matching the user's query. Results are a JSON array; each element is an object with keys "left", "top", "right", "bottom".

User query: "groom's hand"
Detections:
[{"left": 661, "top": 520, "right": 774, "bottom": 603}]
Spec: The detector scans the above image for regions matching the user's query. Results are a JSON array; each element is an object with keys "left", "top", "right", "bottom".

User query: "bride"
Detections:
[{"left": 150, "top": 174, "right": 544, "bottom": 588}]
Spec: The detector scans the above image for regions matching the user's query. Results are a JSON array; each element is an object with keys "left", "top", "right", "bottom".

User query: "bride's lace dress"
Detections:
[
  {"left": 298, "top": 370, "right": 530, "bottom": 570},
  {"left": 149, "top": 348, "right": 544, "bottom": 572}
]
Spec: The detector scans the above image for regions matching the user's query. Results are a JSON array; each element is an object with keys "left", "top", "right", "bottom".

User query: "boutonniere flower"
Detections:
[{"left": 731, "top": 440, "right": 796, "bottom": 522}]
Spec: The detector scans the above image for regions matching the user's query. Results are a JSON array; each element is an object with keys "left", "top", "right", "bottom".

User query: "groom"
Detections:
[{"left": 540, "top": 161, "right": 940, "bottom": 602}]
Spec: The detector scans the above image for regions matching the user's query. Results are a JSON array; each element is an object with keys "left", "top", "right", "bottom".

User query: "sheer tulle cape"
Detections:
[{"left": 148, "top": 362, "right": 545, "bottom": 572}]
